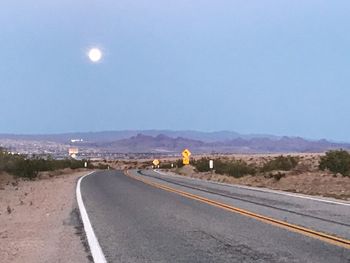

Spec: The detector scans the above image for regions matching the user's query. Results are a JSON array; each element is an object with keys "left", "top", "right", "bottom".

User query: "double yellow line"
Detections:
[{"left": 125, "top": 170, "right": 350, "bottom": 250}]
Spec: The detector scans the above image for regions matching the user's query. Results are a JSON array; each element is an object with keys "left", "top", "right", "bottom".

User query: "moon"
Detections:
[{"left": 88, "top": 48, "right": 102, "bottom": 62}]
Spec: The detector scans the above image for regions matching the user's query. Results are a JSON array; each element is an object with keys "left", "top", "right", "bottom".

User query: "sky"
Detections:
[{"left": 1, "top": 1, "right": 350, "bottom": 141}]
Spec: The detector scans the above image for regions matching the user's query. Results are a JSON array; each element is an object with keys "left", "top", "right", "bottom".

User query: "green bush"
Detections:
[
  {"left": 215, "top": 159, "right": 256, "bottom": 178},
  {"left": 159, "top": 162, "right": 172, "bottom": 169},
  {"left": 175, "top": 159, "right": 185, "bottom": 168},
  {"left": 261, "top": 155, "right": 299, "bottom": 172},
  {"left": 0, "top": 149, "right": 90, "bottom": 179},
  {"left": 193, "top": 157, "right": 212, "bottom": 172},
  {"left": 193, "top": 157, "right": 255, "bottom": 178},
  {"left": 319, "top": 149, "right": 350, "bottom": 176},
  {"left": 12, "top": 159, "right": 39, "bottom": 179}
]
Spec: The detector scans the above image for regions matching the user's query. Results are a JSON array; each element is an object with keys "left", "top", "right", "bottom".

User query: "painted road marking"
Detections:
[
  {"left": 126, "top": 170, "right": 350, "bottom": 250},
  {"left": 77, "top": 172, "right": 107, "bottom": 263},
  {"left": 154, "top": 170, "right": 350, "bottom": 206}
]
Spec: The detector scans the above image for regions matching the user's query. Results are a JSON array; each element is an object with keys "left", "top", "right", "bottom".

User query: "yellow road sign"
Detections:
[
  {"left": 183, "top": 157, "right": 190, "bottom": 165},
  {"left": 182, "top": 149, "right": 191, "bottom": 158},
  {"left": 153, "top": 159, "right": 160, "bottom": 166},
  {"left": 182, "top": 149, "right": 191, "bottom": 165}
]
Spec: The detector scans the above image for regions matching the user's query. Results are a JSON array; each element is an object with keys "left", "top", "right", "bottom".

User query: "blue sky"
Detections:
[{"left": 1, "top": 1, "right": 350, "bottom": 141}]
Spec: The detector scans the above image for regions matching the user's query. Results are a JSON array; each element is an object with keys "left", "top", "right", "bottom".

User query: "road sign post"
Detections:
[
  {"left": 182, "top": 149, "right": 191, "bottom": 165},
  {"left": 153, "top": 159, "right": 160, "bottom": 168}
]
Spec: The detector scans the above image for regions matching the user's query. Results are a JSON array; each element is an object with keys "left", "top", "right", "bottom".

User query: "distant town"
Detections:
[{"left": 0, "top": 137, "right": 180, "bottom": 160}]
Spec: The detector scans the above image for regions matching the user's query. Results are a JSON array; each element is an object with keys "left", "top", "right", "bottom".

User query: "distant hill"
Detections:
[
  {"left": 80, "top": 133, "right": 350, "bottom": 153},
  {"left": 1, "top": 130, "right": 349, "bottom": 153},
  {"left": 0, "top": 130, "right": 279, "bottom": 143},
  {"left": 208, "top": 137, "right": 350, "bottom": 153},
  {"left": 92, "top": 134, "right": 206, "bottom": 153}
]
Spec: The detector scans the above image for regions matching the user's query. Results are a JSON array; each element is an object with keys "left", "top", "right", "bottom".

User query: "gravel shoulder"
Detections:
[{"left": 0, "top": 170, "right": 91, "bottom": 263}]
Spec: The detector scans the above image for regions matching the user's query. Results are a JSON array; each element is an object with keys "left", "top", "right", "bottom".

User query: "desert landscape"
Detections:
[
  {"left": 3, "top": 2, "right": 350, "bottom": 261},
  {"left": 1, "top": 149, "right": 349, "bottom": 262}
]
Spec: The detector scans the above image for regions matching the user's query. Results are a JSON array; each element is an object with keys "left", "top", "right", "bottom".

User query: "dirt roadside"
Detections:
[{"left": 0, "top": 170, "right": 92, "bottom": 263}]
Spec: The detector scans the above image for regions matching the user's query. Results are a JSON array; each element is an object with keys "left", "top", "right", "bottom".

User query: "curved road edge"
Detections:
[{"left": 76, "top": 171, "right": 107, "bottom": 263}]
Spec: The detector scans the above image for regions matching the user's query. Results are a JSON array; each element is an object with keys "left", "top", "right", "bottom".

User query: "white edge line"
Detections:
[
  {"left": 153, "top": 170, "right": 350, "bottom": 206},
  {"left": 76, "top": 171, "right": 107, "bottom": 263}
]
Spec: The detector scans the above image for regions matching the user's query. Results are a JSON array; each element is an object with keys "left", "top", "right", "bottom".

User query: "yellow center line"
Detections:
[{"left": 125, "top": 170, "right": 350, "bottom": 250}]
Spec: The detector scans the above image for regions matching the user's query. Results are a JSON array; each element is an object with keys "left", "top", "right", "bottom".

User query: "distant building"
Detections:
[
  {"left": 70, "top": 139, "right": 84, "bottom": 143},
  {"left": 68, "top": 147, "right": 79, "bottom": 159}
]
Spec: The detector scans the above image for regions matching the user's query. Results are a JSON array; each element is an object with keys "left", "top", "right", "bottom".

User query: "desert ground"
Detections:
[{"left": 0, "top": 169, "right": 91, "bottom": 263}]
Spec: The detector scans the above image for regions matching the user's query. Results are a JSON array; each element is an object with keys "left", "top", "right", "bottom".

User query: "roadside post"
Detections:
[
  {"left": 209, "top": 159, "right": 214, "bottom": 174},
  {"left": 209, "top": 159, "right": 214, "bottom": 169}
]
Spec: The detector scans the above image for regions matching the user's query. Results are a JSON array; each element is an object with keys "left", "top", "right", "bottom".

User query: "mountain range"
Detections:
[
  {"left": 0, "top": 130, "right": 279, "bottom": 143},
  {"left": 1, "top": 130, "right": 348, "bottom": 154},
  {"left": 84, "top": 133, "right": 350, "bottom": 153}
]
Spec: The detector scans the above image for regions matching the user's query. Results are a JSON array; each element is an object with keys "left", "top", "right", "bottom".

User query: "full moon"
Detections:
[{"left": 88, "top": 48, "right": 102, "bottom": 62}]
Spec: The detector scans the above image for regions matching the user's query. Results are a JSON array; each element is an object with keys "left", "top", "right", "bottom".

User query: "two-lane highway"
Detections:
[
  {"left": 137, "top": 169, "right": 350, "bottom": 241},
  {"left": 80, "top": 170, "right": 350, "bottom": 262}
]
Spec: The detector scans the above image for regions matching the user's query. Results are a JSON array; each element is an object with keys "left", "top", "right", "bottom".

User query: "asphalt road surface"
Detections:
[{"left": 80, "top": 170, "right": 350, "bottom": 262}]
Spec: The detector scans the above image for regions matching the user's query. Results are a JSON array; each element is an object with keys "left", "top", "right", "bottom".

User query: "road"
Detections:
[{"left": 80, "top": 170, "right": 350, "bottom": 262}]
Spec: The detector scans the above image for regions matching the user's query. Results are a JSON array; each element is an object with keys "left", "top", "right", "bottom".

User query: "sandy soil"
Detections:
[{"left": 0, "top": 170, "right": 91, "bottom": 263}]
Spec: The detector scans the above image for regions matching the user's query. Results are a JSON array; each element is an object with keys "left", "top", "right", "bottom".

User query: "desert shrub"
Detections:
[
  {"left": 12, "top": 159, "right": 39, "bottom": 179},
  {"left": 261, "top": 155, "right": 299, "bottom": 172},
  {"left": 0, "top": 151, "right": 21, "bottom": 173},
  {"left": 175, "top": 159, "right": 184, "bottom": 168},
  {"left": 215, "top": 159, "right": 256, "bottom": 178},
  {"left": 265, "top": 171, "right": 286, "bottom": 181},
  {"left": 159, "top": 162, "right": 172, "bottom": 169},
  {"left": 319, "top": 149, "right": 350, "bottom": 176},
  {"left": 0, "top": 149, "right": 90, "bottom": 179},
  {"left": 193, "top": 157, "right": 212, "bottom": 172}
]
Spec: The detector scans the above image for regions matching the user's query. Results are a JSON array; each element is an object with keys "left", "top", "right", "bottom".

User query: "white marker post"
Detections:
[
  {"left": 209, "top": 160, "right": 214, "bottom": 174},
  {"left": 209, "top": 160, "right": 214, "bottom": 169}
]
